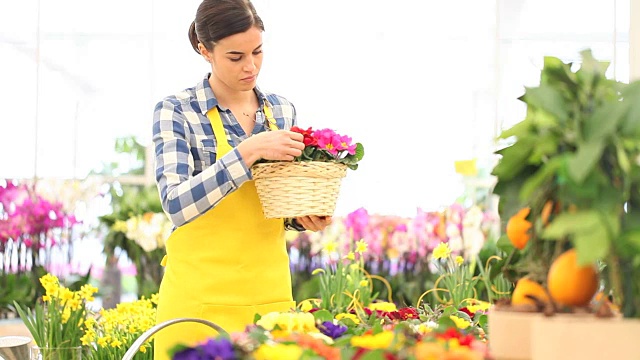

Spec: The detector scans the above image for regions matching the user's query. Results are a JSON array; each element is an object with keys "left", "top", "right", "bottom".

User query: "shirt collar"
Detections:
[{"left": 196, "top": 73, "right": 269, "bottom": 115}]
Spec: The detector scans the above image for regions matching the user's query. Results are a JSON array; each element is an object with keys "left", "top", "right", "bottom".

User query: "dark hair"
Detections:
[{"left": 188, "top": 0, "right": 264, "bottom": 54}]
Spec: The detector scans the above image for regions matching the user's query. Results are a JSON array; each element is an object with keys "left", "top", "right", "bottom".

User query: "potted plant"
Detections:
[
  {"left": 489, "top": 49, "right": 640, "bottom": 359},
  {"left": 251, "top": 126, "right": 364, "bottom": 219}
]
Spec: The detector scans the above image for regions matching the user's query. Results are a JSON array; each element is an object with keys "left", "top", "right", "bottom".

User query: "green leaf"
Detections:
[
  {"left": 567, "top": 141, "right": 604, "bottom": 184},
  {"left": 528, "top": 136, "right": 559, "bottom": 163},
  {"left": 621, "top": 82, "right": 640, "bottom": 135},
  {"left": 519, "top": 156, "right": 563, "bottom": 202},
  {"left": 541, "top": 211, "right": 601, "bottom": 240},
  {"left": 495, "top": 235, "right": 515, "bottom": 252},
  {"left": 541, "top": 56, "right": 577, "bottom": 88},
  {"left": 354, "top": 143, "right": 365, "bottom": 161},
  {"left": 492, "top": 138, "right": 536, "bottom": 181},
  {"left": 311, "top": 309, "right": 334, "bottom": 323},
  {"left": 621, "top": 230, "right": 640, "bottom": 251},
  {"left": 584, "top": 101, "right": 627, "bottom": 141},
  {"left": 616, "top": 141, "right": 631, "bottom": 174},
  {"left": 498, "top": 118, "right": 532, "bottom": 139},
  {"left": 578, "top": 49, "right": 610, "bottom": 77},
  {"left": 520, "top": 85, "right": 569, "bottom": 123},
  {"left": 573, "top": 225, "right": 610, "bottom": 265}
]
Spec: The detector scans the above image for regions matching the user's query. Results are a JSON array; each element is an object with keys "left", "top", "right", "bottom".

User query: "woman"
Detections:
[{"left": 151, "top": 0, "right": 332, "bottom": 358}]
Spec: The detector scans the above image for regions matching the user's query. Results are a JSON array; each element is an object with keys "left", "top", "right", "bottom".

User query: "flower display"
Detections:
[
  {"left": 288, "top": 204, "right": 500, "bottom": 305},
  {"left": 169, "top": 304, "right": 489, "bottom": 360}
]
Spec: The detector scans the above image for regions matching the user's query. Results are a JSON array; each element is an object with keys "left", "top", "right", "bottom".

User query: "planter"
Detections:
[
  {"left": 30, "top": 345, "right": 82, "bottom": 360},
  {"left": 488, "top": 307, "right": 540, "bottom": 360},
  {"left": 251, "top": 161, "right": 347, "bottom": 218},
  {"left": 531, "top": 313, "right": 640, "bottom": 360}
]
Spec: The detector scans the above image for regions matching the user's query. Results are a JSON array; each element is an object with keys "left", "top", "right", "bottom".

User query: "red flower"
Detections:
[
  {"left": 458, "top": 307, "right": 474, "bottom": 318},
  {"left": 290, "top": 126, "right": 317, "bottom": 146},
  {"left": 398, "top": 307, "right": 420, "bottom": 320}
]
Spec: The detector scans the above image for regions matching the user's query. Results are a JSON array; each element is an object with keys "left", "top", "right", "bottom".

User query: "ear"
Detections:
[{"left": 198, "top": 43, "right": 212, "bottom": 63}]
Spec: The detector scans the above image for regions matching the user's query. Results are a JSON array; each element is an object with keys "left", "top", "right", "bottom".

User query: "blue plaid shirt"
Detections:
[{"left": 153, "top": 73, "right": 298, "bottom": 228}]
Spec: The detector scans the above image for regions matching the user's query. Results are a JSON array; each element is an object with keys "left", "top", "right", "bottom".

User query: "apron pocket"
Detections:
[{"left": 199, "top": 300, "right": 296, "bottom": 334}]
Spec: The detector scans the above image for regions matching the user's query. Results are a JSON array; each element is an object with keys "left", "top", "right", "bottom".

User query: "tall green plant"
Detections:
[{"left": 491, "top": 49, "right": 640, "bottom": 317}]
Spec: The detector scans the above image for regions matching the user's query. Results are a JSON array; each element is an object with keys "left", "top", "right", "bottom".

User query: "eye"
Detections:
[
  {"left": 252, "top": 50, "right": 263, "bottom": 55},
  {"left": 229, "top": 57, "right": 242, "bottom": 62}
]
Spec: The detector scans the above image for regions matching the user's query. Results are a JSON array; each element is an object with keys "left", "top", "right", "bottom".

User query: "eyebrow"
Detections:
[{"left": 226, "top": 44, "right": 262, "bottom": 55}]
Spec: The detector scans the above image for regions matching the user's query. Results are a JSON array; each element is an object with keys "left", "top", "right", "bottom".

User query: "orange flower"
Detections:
[{"left": 506, "top": 207, "right": 532, "bottom": 250}]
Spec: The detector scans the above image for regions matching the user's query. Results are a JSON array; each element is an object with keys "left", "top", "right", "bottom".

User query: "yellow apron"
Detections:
[{"left": 153, "top": 106, "right": 295, "bottom": 360}]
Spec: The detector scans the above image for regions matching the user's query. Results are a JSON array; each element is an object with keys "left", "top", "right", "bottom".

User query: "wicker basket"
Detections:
[{"left": 251, "top": 161, "right": 348, "bottom": 219}]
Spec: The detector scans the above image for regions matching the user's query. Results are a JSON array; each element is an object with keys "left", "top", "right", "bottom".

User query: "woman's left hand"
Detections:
[{"left": 295, "top": 216, "right": 332, "bottom": 232}]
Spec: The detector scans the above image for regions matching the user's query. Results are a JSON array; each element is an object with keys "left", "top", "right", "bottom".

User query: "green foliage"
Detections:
[{"left": 490, "top": 49, "right": 640, "bottom": 317}]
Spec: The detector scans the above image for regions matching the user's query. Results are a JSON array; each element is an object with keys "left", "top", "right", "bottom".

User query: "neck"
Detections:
[{"left": 208, "top": 75, "right": 255, "bottom": 108}]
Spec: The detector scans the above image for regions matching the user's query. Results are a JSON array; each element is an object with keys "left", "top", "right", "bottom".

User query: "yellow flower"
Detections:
[
  {"left": 112, "top": 220, "right": 128, "bottom": 233},
  {"left": 359, "top": 280, "right": 369, "bottom": 287},
  {"left": 355, "top": 240, "right": 368, "bottom": 254},
  {"left": 432, "top": 242, "right": 451, "bottom": 260},
  {"left": 368, "top": 301, "right": 397, "bottom": 312},
  {"left": 256, "top": 312, "right": 317, "bottom": 333},
  {"left": 417, "top": 323, "right": 433, "bottom": 335},
  {"left": 345, "top": 251, "right": 356, "bottom": 261},
  {"left": 449, "top": 315, "right": 470, "bottom": 329},
  {"left": 254, "top": 343, "right": 303, "bottom": 360},
  {"left": 335, "top": 313, "right": 360, "bottom": 325},
  {"left": 324, "top": 241, "right": 337, "bottom": 253},
  {"left": 455, "top": 256, "right": 464, "bottom": 265},
  {"left": 110, "top": 338, "right": 123, "bottom": 348},
  {"left": 97, "top": 336, "right": 109, "bottom": 347},
  {"left": 466, "top": 301, "right": 490, "bottom": 314},
  {"left": 350, "top": 331, "right": 394, "bottom": 349},
  {"left": 299, "top": 299, "right": 316, "bottom": 312}
]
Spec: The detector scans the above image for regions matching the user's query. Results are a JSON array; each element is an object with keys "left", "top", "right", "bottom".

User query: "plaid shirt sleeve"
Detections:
[{"left": 153, "top": 99, "right": 252, "bottom": 227}]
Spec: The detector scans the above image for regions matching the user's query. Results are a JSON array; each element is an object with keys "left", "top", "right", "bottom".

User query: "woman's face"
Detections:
[{"left": 206, "top": 26, "right": 263, "bottom": 92}]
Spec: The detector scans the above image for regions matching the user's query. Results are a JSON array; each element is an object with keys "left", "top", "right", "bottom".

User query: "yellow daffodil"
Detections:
[
  {"left": 355, "top": 240, "right": 368, "bottom": 254},
  {"left": 432, "top": 242, "right": 451, "bottom": 260},
  {"left": 455, "top": 255, "right": 464, "bottom": 265},
  {"left": 324, "top": 241, "right": 337, "bottom": 253},
  {"left": 345, "top": 251, "right": 356, "bottom": 261}
]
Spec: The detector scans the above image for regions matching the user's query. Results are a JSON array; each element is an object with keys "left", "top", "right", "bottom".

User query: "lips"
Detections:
[{"left": 241, "top": 75, "right": 256, "bottom": 81}]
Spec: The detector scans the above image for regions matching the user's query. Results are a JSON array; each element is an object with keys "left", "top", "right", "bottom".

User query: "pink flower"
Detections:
[{"left": 313, "top": 128, "right": 342, "bottom": 156}]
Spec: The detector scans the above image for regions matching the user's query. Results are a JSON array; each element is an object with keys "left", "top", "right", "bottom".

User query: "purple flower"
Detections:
[
  {"left": 318, "top": 321, "right": 347, "bottom": 339},
  {"left": 173, "top": 338, "right": 237, "bottom": 360}
]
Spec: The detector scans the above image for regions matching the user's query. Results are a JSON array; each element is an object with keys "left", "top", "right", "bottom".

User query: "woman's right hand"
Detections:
[{"left": 237, "top": 130, "right": 305, "bottom": 167}]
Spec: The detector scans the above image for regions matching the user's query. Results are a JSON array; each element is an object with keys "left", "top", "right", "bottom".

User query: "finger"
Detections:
[
  {"left": 290, "top": 139, "right": 305, "bottom": 151},
  {"left": 289, "top": 131, "right": 304, "bottom": 142}
]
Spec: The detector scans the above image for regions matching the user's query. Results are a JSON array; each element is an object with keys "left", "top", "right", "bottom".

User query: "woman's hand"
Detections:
[
  {"left": 237, "top": 130, "right": 305, "bottom": 166},
  {"left": 295, "top": 216, "right": 333, "bottom": 232}
]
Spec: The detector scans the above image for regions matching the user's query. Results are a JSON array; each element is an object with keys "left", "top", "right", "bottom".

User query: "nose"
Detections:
[{"left": 243, "top": 55, "right": 257, "bottom": 72}]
